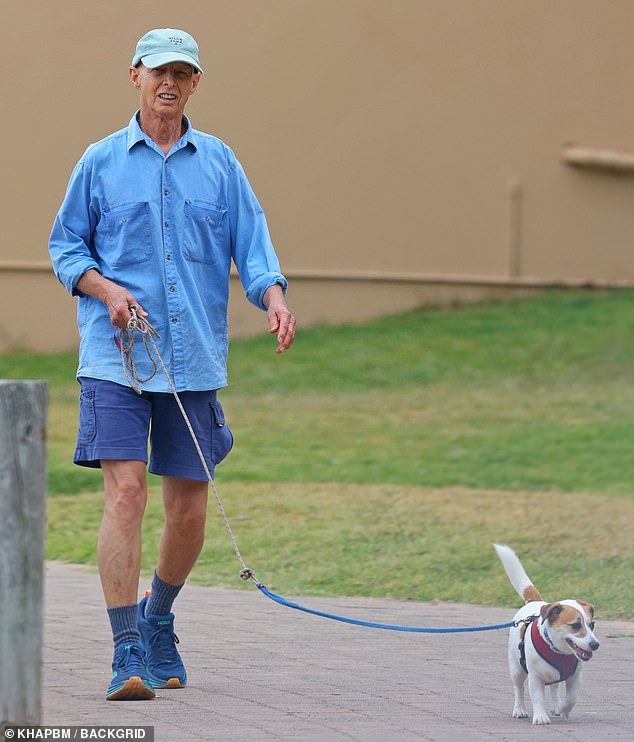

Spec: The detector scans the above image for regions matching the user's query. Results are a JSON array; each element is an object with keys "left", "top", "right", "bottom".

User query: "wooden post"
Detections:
[{"left": 0, "top": 381, "right": 48, "bottom": 730}]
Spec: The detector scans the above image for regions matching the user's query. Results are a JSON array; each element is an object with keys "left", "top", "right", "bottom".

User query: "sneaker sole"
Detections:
[
  {"left": 151, "top": 677, "right": 186, "bottom": 689},
  {"left": 107, "top": 676, "right": 156, "bottom": 701}
]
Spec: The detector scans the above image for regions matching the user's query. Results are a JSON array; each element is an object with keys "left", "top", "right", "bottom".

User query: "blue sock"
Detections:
[
  {"left": 145, "top": 570, "right": 184, "bottom": 617},
  {"left": 107, "top": 604, "right": 141, "bottom": 648}
]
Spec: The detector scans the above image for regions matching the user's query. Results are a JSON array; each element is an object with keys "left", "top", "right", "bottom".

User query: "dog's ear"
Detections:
[
  {"left": 540, "top": 602, "right": 564, "bottom": 623},
  {"left": 576, "top": 600, "right": 595, "bottom": 618}
]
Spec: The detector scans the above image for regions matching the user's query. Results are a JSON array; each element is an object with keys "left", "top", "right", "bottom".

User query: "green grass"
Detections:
[
  {"left": 3, "top": 288, "right": 634, "bottom": 617},
  {"left": 224, "top": 288, "right": 634, "bottom": 495},
  {"left": 46, "top": 482, "right": 634, "bottom": 617}
]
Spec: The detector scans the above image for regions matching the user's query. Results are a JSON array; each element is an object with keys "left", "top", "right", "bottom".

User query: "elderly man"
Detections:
[{"left": 49, "top": 28, "right": 296, "bottom": 701}]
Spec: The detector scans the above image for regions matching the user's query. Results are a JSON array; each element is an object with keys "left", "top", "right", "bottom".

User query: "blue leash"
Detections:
[{"left": 256, "top": 583, "right": 515, "bottom": 634}]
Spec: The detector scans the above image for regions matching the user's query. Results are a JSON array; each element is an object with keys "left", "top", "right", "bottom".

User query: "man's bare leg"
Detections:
[
  {"left": 99, "top": 459, "right": 154, "bottom": 700},
  {"left": 157, "top": 476, "right": 208, "bottom": 585},
  {"left": 138, "top": 476, "right": 208, "bottom": 690},
  {"left": 98, "top": 460, "right": 148, "bottom": 606}
]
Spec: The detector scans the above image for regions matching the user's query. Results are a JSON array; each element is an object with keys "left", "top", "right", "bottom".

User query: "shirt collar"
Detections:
[{"left": 127, "top": 111, "right": 197, "bottom": 152}]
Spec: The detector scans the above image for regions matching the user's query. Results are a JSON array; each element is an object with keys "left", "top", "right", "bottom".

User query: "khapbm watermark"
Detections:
[{"left": 3, "top": 727, "right": 153, "bottom": 741}]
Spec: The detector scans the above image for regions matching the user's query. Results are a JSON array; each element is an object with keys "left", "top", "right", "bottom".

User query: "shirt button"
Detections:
[
  {"left": 164, "top": 190, "right": 169, "bottom": 196},
  {"left": 168, "top": 286, "right": 175, "bottom": 292},
  {"left": 171, "top": 317, "right": 178, "bottom": 323},
  {"left": 164, "top": 221, "right": 169, "bottom": 227},
  {"left": 167, "top": 255, "right": 172, "bottom": 261}
]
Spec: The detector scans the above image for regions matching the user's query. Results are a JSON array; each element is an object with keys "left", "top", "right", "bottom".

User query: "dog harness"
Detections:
[{"left": 518, "top": 616, "right": 579, "bottom": 684}]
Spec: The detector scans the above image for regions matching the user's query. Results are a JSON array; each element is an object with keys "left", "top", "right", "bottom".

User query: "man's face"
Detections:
[{"left": 130, "top": 62, "right": 200, "bottom": 120}]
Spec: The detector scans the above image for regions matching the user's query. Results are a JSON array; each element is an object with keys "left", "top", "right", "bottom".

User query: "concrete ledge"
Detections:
[{"left": 2, "top": 267, "right": 631, "bottom": 353}]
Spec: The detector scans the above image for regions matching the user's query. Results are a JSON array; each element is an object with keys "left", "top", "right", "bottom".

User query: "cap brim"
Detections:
[{"left": 138, "top": 51, "right": 203, "bottom": 73}]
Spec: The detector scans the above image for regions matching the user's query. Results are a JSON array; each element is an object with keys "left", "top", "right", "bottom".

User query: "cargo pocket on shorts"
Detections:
[
  {"left": 210, "top": 399, "right": 234, "bottom": 467},
  {"left": 77, "top": 389, "right": 97, "bottom": 445}
]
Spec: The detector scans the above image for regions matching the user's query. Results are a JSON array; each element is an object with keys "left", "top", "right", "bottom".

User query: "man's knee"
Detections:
[
  {"left": 163, "top": 479, "right": 208, "bottom": 528},
  {"left": 103, "top": 462, "right": 148, "bottom": 519}
]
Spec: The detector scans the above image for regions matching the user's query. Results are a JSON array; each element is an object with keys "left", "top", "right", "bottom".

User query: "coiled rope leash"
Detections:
[
  {"left": 118, "top": 308, "right": 159, "bottom": 393},
  {"left": 119, "top": 306, "right": 515, "bottom": 634}
]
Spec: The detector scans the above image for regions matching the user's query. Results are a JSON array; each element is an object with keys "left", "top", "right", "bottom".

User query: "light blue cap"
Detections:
[{"left": 132, "top": 28, "right": 203, "bottom": 73}]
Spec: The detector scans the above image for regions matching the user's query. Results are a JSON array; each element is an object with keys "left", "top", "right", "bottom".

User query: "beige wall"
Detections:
[{"left": 3, "top": 0, "right": 634, "bottom": 351}]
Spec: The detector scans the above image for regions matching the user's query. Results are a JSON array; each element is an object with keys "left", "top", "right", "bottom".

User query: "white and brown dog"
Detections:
[{"left": 493, "top": 543, "right": 599, "bottom": 725}]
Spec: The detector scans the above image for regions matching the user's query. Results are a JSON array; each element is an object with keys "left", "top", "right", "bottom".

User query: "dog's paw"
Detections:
[
  {"left": 532, "top": 712, "right": 551, "bottom": 725},
  {"left": 512, "top": 706, "right": 529, "bottom": 719}
]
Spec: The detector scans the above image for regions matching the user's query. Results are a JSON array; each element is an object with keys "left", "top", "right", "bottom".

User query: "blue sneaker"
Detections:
[
  {"left": 138, "top": 595, "right": 187, "bottom": 689},
  {"left": 106, "top": 642, "right": 155, "bottom": 701}
]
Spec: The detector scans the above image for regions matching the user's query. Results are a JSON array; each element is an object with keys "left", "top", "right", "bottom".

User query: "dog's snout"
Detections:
[{"left": 590, "top": 640, "right": 600, "bottom": 651}]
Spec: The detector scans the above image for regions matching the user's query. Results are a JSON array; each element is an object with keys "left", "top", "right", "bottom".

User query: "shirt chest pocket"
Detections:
[
  {"left": 184, "top": 200, "right": 229, "bottom": 265},
  {"left": 103, "top": 201, "right": 153, "bottom": 268}
]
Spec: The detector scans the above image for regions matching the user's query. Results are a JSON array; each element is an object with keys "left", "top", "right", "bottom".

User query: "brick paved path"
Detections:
[{"left": 42, "top": 562, "right": 634, "bottom": 741}]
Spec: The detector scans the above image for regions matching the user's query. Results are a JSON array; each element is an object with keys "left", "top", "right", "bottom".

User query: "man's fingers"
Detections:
[
  {"left": 275, "top": 312, "right": 296, "bottom": 352},
  {"left": 110, "top": 299, "right": 145, "bottom": 329}
]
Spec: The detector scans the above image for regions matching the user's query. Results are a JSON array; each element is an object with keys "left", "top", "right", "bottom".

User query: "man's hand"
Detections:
[
  {"left": 75, "top": 269, "right": 147, "bottom": 329},
  {"left": 103, "top": 284, "right": 148, "bottom": 329},
  {"left": 263, "top": 284, "right": 296, "bottom": 353}
]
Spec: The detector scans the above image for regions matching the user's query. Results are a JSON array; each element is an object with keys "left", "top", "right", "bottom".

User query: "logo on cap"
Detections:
[{"left": 168, "top": 36, "right": 184, "bottom": 46}]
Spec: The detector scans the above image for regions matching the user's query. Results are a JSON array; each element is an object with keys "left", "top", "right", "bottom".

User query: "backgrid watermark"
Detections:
[{"left": 3, "top": 727, "right": 153, "bottom": 741}]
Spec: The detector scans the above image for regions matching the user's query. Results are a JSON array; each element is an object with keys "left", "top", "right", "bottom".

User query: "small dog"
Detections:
[{"left": 493, "top": 543, "right": 599, "bottom": 725}]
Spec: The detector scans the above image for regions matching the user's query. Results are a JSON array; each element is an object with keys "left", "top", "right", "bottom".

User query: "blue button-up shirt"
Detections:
[{"left": 49, "top": 113, "right": 287, "bottom": 392}]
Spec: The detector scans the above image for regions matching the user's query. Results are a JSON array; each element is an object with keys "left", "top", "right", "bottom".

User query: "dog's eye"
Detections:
[
  {"left": 589, "top": 621, "right": 595, "bottom": 630},
  {"left": 570, "top": 620, "right": 582, "bottom": 631}
]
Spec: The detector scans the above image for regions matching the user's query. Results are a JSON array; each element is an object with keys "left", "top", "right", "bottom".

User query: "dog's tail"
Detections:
[{"left": 493, "top": 543, "right": 543, "bottom": 603}]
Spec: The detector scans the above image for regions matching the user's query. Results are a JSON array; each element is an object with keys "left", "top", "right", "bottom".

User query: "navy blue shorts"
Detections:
[{"left": 74, "top": 377, "right": 234, "bottom": 481}]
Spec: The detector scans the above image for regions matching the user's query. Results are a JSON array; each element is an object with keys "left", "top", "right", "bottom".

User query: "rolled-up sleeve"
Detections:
[
  {"left": 49, "top": 159, "right": 101, "bottom": 296},
  {"left": 227, "top": 157, "right": 287, "bottom": 310}
]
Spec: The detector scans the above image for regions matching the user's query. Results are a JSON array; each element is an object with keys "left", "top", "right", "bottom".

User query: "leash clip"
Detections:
[
  {"left": 239, "top": 567, "right": 260, "bottom": 585},
  {"left": 514, "top": 615, "right": 538, "bottom": 628}
]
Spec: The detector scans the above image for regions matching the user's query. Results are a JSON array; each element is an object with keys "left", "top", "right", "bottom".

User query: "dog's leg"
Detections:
[
  {"left": 511, "top": 669, "right": 529, "bottom": 718},
  {"left": 528, "top": 675, "right": 551, "bottom": 725},
  {"left": 549, "top": 683, "right": 561, "bottom": 716},
  {"left": 508, "top": 638, "right": 529, "bottom": 718},
  {"left": 559, "top": 669, "right": 582, "bottom": 720}
]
